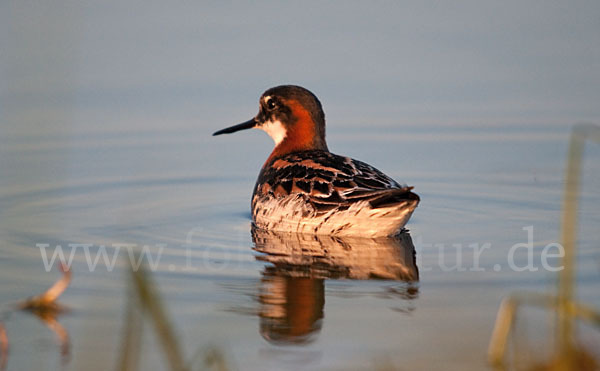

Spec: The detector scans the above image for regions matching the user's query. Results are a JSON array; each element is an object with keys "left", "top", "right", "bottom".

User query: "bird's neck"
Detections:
[
  {"left": 263, "top": 100, "right": 328, "bottom": 167},
  {"left": 264, "top": 124, "right": 327, "bottom": 167}
]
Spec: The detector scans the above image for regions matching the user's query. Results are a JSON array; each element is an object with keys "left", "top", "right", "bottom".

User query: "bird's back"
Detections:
[{"left": 251, "top": 150, "right": 419, "bottom": 237}]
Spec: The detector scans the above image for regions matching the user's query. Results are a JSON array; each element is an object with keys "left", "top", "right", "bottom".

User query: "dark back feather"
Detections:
[{"left": 253, "top": 150, "right": 419, "bottom": 213}]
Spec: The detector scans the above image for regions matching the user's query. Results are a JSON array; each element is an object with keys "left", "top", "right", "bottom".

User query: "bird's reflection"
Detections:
[
  {"left": 259, "top": 272, "right": 325, "bottom": 345},
  {"left": 252, "top": 227, "right": 418, "bottom": 345}
]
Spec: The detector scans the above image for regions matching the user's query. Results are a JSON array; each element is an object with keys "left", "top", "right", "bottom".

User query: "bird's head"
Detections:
[{"left": 213, "top": 85, "right": 328, "bottom": 158}]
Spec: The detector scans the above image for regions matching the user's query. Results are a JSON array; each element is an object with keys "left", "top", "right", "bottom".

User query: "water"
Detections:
[
  {"left": 1, "top": 120, "right": 599, "bottom": 370},
  {"left": 2, "top": 2, "right": 600, "bottom": 370}
]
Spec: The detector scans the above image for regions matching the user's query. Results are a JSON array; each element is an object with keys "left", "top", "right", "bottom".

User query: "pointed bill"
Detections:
[{"left": 213, "top": 118, "right": 257, "bottom": 136}]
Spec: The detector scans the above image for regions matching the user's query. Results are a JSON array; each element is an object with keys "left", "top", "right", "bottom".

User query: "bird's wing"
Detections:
[{"left": 254, "top": 151, "right": 419, "bottom": 212}]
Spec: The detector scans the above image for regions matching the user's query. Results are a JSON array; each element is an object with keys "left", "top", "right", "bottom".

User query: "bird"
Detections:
[{"left": 213, "top": 85, "right": 419, "bottom": 237}]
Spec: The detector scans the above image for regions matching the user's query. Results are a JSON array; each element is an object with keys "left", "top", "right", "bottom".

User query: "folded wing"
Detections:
[{"left": 254, "top": 151, "right": 419, "bottom": 213}]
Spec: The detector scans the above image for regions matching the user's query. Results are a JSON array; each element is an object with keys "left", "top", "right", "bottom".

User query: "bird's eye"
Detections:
[{"left": 266, "top": 98, "right": 277, "bottom": 110}]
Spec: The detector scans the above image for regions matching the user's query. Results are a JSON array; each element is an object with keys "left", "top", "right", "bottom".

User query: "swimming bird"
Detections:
[{"left": 213, "top": 85, "right": 419, "bottom": 237}]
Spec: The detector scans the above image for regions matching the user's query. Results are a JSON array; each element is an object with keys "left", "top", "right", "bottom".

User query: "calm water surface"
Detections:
[{"left": 1, "top": 121, "right": 599, "bottom": 370}]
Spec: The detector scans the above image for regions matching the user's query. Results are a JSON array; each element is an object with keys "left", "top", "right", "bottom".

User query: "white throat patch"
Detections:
[{"left": 259, "top": 120, "right": 287, "bottom": 146}]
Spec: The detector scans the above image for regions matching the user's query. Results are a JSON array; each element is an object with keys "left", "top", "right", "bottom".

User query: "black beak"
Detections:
[{"left": 213, "top": 118, "right": 257, "bottom": 136}]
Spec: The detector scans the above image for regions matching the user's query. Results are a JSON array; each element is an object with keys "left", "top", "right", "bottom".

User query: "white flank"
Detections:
[
  {"left": 252, "top": 194, "right": 418, "bottom": 237},
  {"left": 260, "top": 120, "right": 287, "bottom": 146}
]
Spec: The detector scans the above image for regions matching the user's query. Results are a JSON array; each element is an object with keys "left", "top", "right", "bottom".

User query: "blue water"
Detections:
[{"left": 1, "top": 119, "right": 599, "bottom": 370}]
